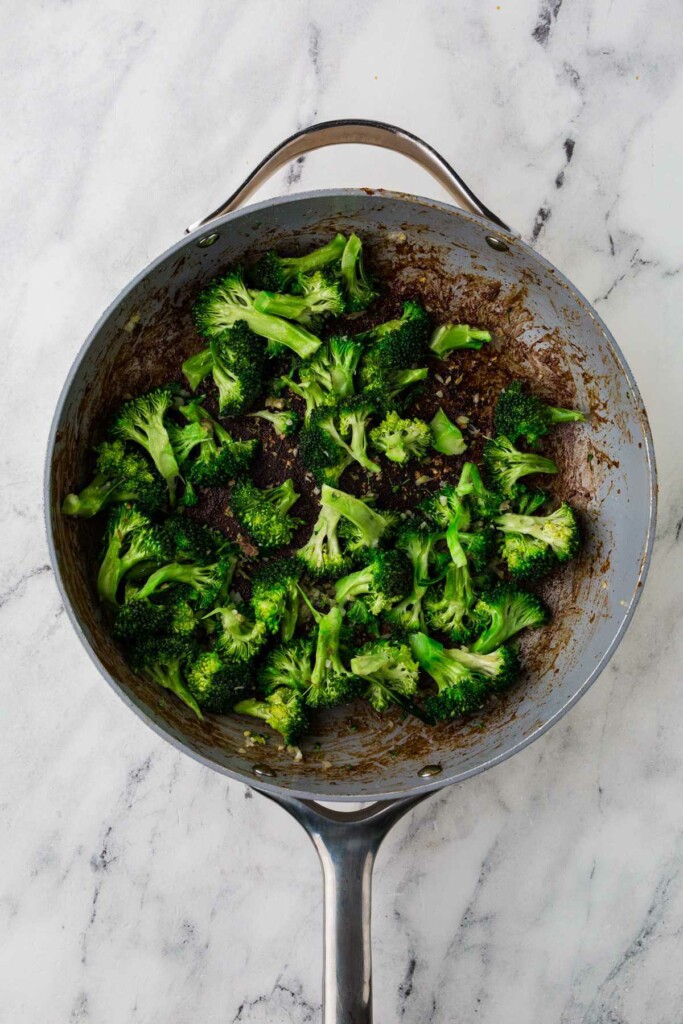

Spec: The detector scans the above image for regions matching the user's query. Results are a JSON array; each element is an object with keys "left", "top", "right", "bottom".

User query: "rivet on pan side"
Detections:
[
  {"left": 485, "top": 235, "right": 509, "bottom": 252},
  {"left": 417, "top": 764, "right": 442, "bottom": 778},
  {"left": 198, "top": 232, "right": 219, "bottom": 248},
  {"left": 253, "top": 763, "right": 277, "bottom": 778}
]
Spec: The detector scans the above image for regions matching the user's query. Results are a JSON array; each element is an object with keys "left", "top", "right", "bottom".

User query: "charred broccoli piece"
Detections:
[
  {"left": 494, "top": 380, "right": 585, "bottom": 446},
  {"left": 358, "top": 300, "right": 431, "bottom": 369},
  {"left": 361, "top": 365, "right": 429, "bottom": 412},
  {"left": 471, "top": 583, "right": 549, "bottom": 654},
  {"left": 370, "top": 411, "right": 432, "bottom": 464},
  {"left": 111, "top": 388, "right": 180, "bottom": 505},
  {"left": 483, "top": 435, "right": 558, "bottom": 496},
  {"left": 429, "top": 323, "right": 492, "bottom": 357},
  {"left": 229, "top": 478, "right": 301, "bottom": 550},
  {"left": 250, "top": 234, "right": 347, "bottom": 292}
]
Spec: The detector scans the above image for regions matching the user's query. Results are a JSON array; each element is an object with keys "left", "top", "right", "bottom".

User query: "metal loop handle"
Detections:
[{"left": 186, "top": 118, "right": 510, "bottom": 234}]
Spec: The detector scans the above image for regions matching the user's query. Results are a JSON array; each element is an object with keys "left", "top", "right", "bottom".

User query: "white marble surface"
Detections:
[{"left": 2, "top": 1, "right": 682, "bottom": 1020}]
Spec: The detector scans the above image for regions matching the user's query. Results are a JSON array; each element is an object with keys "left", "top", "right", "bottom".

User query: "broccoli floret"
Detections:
[
  {"left": 471, "top": 582, "right": 549, "bottom": 654},
  {"left": 133, "top": 555, "right": 235, "bottom": 608},
  {"left": 113, "top": 597, "right": 169, "bottom": 641},
  {"left": 204, "top": 321, "right": 265, "bottom": 415},
  {"left": 483, "top": 435, "right": 558, "bottom": 495},
  {"left": 168, "top": 421, "right": 210, "bottom": 466},
  {"left": 321, "top": 484, "right": 394, "bottom": 552},
  {"left": 512, "top": 484, "right": 548, "bottom": 515},
  {"left": 299, "top": 408, "right": 355, "bottom": 485},
  {"left": 97, "top": 505, "right": 167, "bottom": 606},
  {"left": 234, "top": 688, "right": 308, "bottom": 745},
  {"left": 161, "top": 514, "right": 235, "bottom": 565},
  {"left": 362, "top": 365, "right": 429, "bottom": 412},
  {"left": 229, "top": 478, "right": 301, "bottom": 550},
  {"left": 253, "top": 271, "right": 345, "bottom": 325},
  {"left": 424, "top": 562, "right": 477, "bottom": 644},
  {"left": 302, "top": 336, "right": 363, "bottom": 402},
  {"left": 386, "top": 525, "right": 440, "bottom": 633},
  {"left": 248, "top": 407, "right": 299, "bottom": 437},
  {"left": 182, "top": 347, "right": 214, "bottom": 391},
  {"left": 338, "top": 397, "right": 381, "bottom": 475},
  {"left": 132, "top": 636, "right": 202, "bottom": 718},
  {"left": 250, "top": 234, "right": 347, "bottom": 292},
  {"left": 458, "top": 527, "right": 498, "bottom": 573},
  {"left": 494, "top": 380, "right": 585, "bottom": 446},
  {"left": 444, "top": 644, "right": 520, "bottom": 690},
  {"left": 358, "top": 300, "right": 431, "bottom": 369},
  {"left": 111, "top": 387, "right": 180, "bottom": 505},
  {"left": 456, "top": 462, "right": 504, "bottom": 520},
  {"left": 208, "top": 603, "right": 267, "bottom": 662},
  {"left": 419, "top": 484, "right": 471, "bottom": 566},
  {"left": 335, "top": 549, "right": 412, "bottom": 614},
  {"left": 495, "top": 502, "right": 581, "bottom": 576},
  {"left": 251, "top": 557, "right": 302, "bottom": 640},
  {"left": 297, "top": 501, "right": 347, "bottom": 578},
  {"left": 410, "top": 631, "right": 489, "bottom": 720},
  {"left": 194, "top": 267, "right": 321, "bottom": 360},
  {"left": 258, "top": 638, "right": 314, "bottom": 695},
  {"left": 429, "top": 408, "right": 467, "bottom": 456},
  {"left": 186, "top": 650, "right": 250, "bottom": 713},
  {"left": 351, "top": 640, "right": 420, "bottom": 713},
  {"left": 308, "top": 604, "right": 361, "bottom": 707},
  {"left": 62, "top": 440, "right": 166, "bottom": 518},
  {"left": 370, "top": 412, "right": 432, "bottom": 464},
  {"left": 340, "top": 233, "right": 377, "bottom": 312},
  {"left": 280, "top": 371, "right": 331, "bottom": 423},
  {"left": 177, "top": 399, "right": 259, "bottom": 487},
  {"left": 429, "top": 324, "right": 492, "bottom": 357}
]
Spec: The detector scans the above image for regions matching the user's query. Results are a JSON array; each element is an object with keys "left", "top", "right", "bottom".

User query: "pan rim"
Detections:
[{"left": 44, "top": 187, "right": 657, "bottom": 803}]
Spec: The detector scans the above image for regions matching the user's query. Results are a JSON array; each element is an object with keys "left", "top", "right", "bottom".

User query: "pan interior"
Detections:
[{"left": 48, "top": 191, "right": 654, "bottom": 800}]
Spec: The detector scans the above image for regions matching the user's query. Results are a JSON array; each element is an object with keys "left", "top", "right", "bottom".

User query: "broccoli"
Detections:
[
  {"left": 483, "top": 435, "right": 558, "bottom": 495},
  {"left": 443, "top": 644, "right": 520, "bottom": 690},
  {"left": 280, "top": 371, "right": 331, "bottom": 423},
  {"left": 251, "top": 557, "right": 302, "bottom": 640},
  {"left": 424, "top": 562, "right": 476, "bottom": 644},
  {"left": 234, "top": 688, "right": 308, "bottom": 745},
  {"left": 258, "top": 638, "right": 314, "bottom": 695},
  {"left": 133, "top": 554, "right": 235, "bottom": 608},
  {"left": 302, "top": 336, "right": 363, "bottom": 402},
  {"left": 339, "top": 397, "right": 381, "bottom": 475},
  {"left": 308, "top": 604, "right": 361, "bottom": 707},
  {"left": 182, "top": 347, "right": 214, "bottom": 391},
  {"left": 458, "top": 527, "right": 498, "bottom": 573},
  {"left": 208, "top": 603, "right": 267, "bottom": 662},
  {"left": 321, "top": 484, "right": 394, "bottom": 552},
  {"left": 113, "top": 591, "right": 197, "bottom": 641},
  {"left": 370, "top": 412, "right": 432, "bottom": 464},
  {"left": 250, "top": 234, "right": 347, "bottom": 292},
  {"left": 194, "top": 267, "right": 321, "bottom": 360},
  {"left": 456, "top": 462, "right": 504, "bottom": 520},
  {"left": 62, "top": 440, "right": 166, "bottom": 518},
  {"left": 419, "top": 484, "right": 471, "bottom": 567},
  {"left": 471, "top": 582, "right": 549, "bottom": 654},
  {"left": 495, "top": 502, "right": 581, "bottom": 577},
  {"left": 358, "top": 300, "right": 431, "bottom": 369},
  {"left": 494, "top": 380, "right": 585, "bottom": 446},
  {"left": 429, "top": 324, "right": 492, "bottom": 357},
  {"left": 178, "top": 398, "right": 259, "bottom": 485},
  {"left": 410, "top": 631, "right": 489, "bottom": 720},
  {"left": 430, "top": 408, "right": 467, "bottom": 456},
  {"left": 512, "top": 484, "right": 548, "bottom": 515},
  {"left": 111, "top": 388, "right": 180, "bottom": 504},
  {"left": 335, "top": 548, "right": 412, "bottom": 614},
  {"left": 204, "top": 321, "right": 265, "bottom": 415},
  {"left": 297, "top": 500, "right": 347, "bottom": 577},
  {"left": 362, "top": 365, "right": 429, "bottom": 412},
  {"left": 132, "top": 636, "right": 202, "bottom": 718},
  {"left": 168, "top": 421, "right": 210, "bottom": 465},
  {"left": 186, "top": 650, "right": 250, "bottom": 713},
  {"left": 253, "top": 271, "right": 345, "bottom": 325},
  {"left": 97, "top": 505, "right": 167, "bottom": 606},
  {"left": 340, "top": 233, "right": 377, "bottom": 312},
  {"left": 229, "top": 478, "right": 301, "bottom": 549},
  {"left": 350, "top": 640, "right": 420, "bottom": 713},
  {"left": 386, "top": 525, "right": 440, "bottom": 632},
  {"left": 161, "top": 514, "right": 235, "bottom": 565},
  {"left": 248, "top": 407, "right": 299, "bottom": 437},
  {"left": 300, "top": 403, "right": 380, "bottom": 481}
]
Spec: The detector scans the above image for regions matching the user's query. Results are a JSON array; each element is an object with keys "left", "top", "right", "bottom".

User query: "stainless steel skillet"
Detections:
[{"left": 45, "top": 120, "right": 656, "bottom": 1023}]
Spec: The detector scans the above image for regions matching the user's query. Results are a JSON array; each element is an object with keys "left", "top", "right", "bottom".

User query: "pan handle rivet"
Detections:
[
  {"left": 253, "top": 763, "right": 277, "bottom": 778},
  {"left": 485, "top": 235, "right": 509, "bottom": 252},
  {"left": 198, "top": 232, "right": 219, "bottom": 248},
  {"left": 417, "top": 764, "right": 442, "bottom": 778}
]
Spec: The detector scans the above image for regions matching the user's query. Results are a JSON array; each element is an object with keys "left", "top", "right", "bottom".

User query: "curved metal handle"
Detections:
[
  {"left": 266, "top": 792, "right": 430, "bottom": 1024},
  {"left": 186, "top": 118, "right": 510, "bottom": 235}
]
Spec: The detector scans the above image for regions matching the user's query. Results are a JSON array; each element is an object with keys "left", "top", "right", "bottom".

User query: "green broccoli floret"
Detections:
[
  {"left": 483, "top": 435, "right": 558, "bottom": 495},
  {"left": 178, "top": 398, "right": 259, "bottom": 486},
  {"left": 250, "top": 234, "right": 347, "bottom": 292},
  {"left": 248, "top": 407, "right": 299, "bottom": 437},
  {"left": 113, "top": 591, "right": 198, "bottom": 641},
  {"left": 186, "top": 650, "right": 250, "bottom": 713},
  {"left": 495, "top": 502, "right": 581, "bottom": 577},
  {"left": 229, "top": 478, "right": 301, "bottom": 549},
  {"left": 301, "top": 336, "right": 363, "bottom": 402},
  {"left": 458, "top": 527, "right": 498, "bottom": 573},
  {"left": 358, "top": 300, "right": 431, "bottom": 369},
  {"left": 429, "top": 408, "right": 467, "bottom": 456},
  {"left": 299, "top": 408, "right": 354, "bottom": 485},
  {"left": 181, "top": 347, "right": 214, "bottom": 391},
  {"left": 351, "top": 640, "right": 420, "bottom": 713},
  {"left": 370, "top": 412, "right": 432, "bottom": 464},
  {"left": 253, "top": 271, "right": 345, "bottom": 325},
  {"left": 429, "top": 324, "right": 492, "bottom": 357},
  {"left": 251, "top": 557, "right": 302, "bottom": 640},
  {"left": 204, "top": 321, "right": 266, "bottom": 415},
  {"left": 308, "top": 604, "right": 361, "bottom": 708},
  {"left": 494, "top": 380, "right": 585, "bottom": 446},
  {"left": 62, "top": 441, "right": 166, "bottom": 518},
  {"left": 132, "top": 636, "right": 202, "bottom": 718},
  {"left": 419, "top": 484, "right": 471, "bottom": 567},
  {"left": 258, "top": 638, "right": 314, "bottom": 695},
  {"left": 471, "top": 582, "right": 549, "bottom": 654},
  {"left": 335, "top": 549, "right": 412, "bottom": 614},
  {"left": 97, "top": 505, "right": 167, "bottom": 606},
  {"left": 208, "top": 603, "right": 267, "bottom": 662},
  {"left": 338, "top": 397, "right": 381, "bottom": 475},
  {"left": 280, "top": 370, "right": 331, "bottom": 423},
  {"left": 297, "top": 500, "right": 347, "bottom": 578},
  {"left": 362, "top": 365, "right": 429, "bottom": 412},
  {"left": 234, "top": 688, "right": 308, "bottom": 745},
  {"left": 512, "top": 484, "right": 548, "bottom": 515},
  {"left": 111, "top": 388, "right": 180, "bottom": 505},
  {"left": 161, "top": 514, "right": 235, "bottom": 565},
  {"left": 133, "top": 555, "right": 235, "bottom": 609},
  {"left": 321, "top": 484, "right": 394, "bottom": 552},
  {"left": 410, "top": 631, "right": 489, "bottom": 720},
  {"left": 340, "top": 233, "right": 377, "bottom": 312},
  {"left": 194, "top": 267, "right": 321, "bottom": 360},
  {"left": 424, "top": 562, "right": 476, "bottom": 644},
  {"left": 386, "top": 524, "right": 440, "bottom": 633},
  {"left": 456, "top": 462, "right": 504, "bottom": 520}
]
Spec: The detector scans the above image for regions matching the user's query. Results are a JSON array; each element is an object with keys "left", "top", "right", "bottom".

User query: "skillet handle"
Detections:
[
  {"left": 264, "top": 792, "right": 430, "bottom": 1024},
  {"left": 186, "top": 118, "right": 510, "bottom": 234}
]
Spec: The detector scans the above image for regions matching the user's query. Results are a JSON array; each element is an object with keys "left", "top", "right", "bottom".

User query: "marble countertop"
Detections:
[{"left": 2, "top": 1, "right": 682, "bottom": 1021}]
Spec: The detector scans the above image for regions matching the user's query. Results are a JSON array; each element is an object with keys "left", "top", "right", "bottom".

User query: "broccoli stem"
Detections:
[
  {"left": 321, "top": 485, "right": 388, "bottom": 547},
  {"left": 430, "top": 408, "right": 467, "bottom": 456},
  {"left": 310, "top": 605, "right": 344, "bottom": 689},
  {"left": 183, "top": 349, "right": 213, "bottom": 391},
  {"left": 429, "top": 324, "right": 492, "bottom": 357},
  {"left": 62, "top": 475, "right": 118, "bottom": 518}
]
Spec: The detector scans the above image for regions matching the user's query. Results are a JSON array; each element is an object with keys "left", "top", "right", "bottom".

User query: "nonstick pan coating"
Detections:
[{"left": 46, "top": 189, "right": 656, "bottom": 801}]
